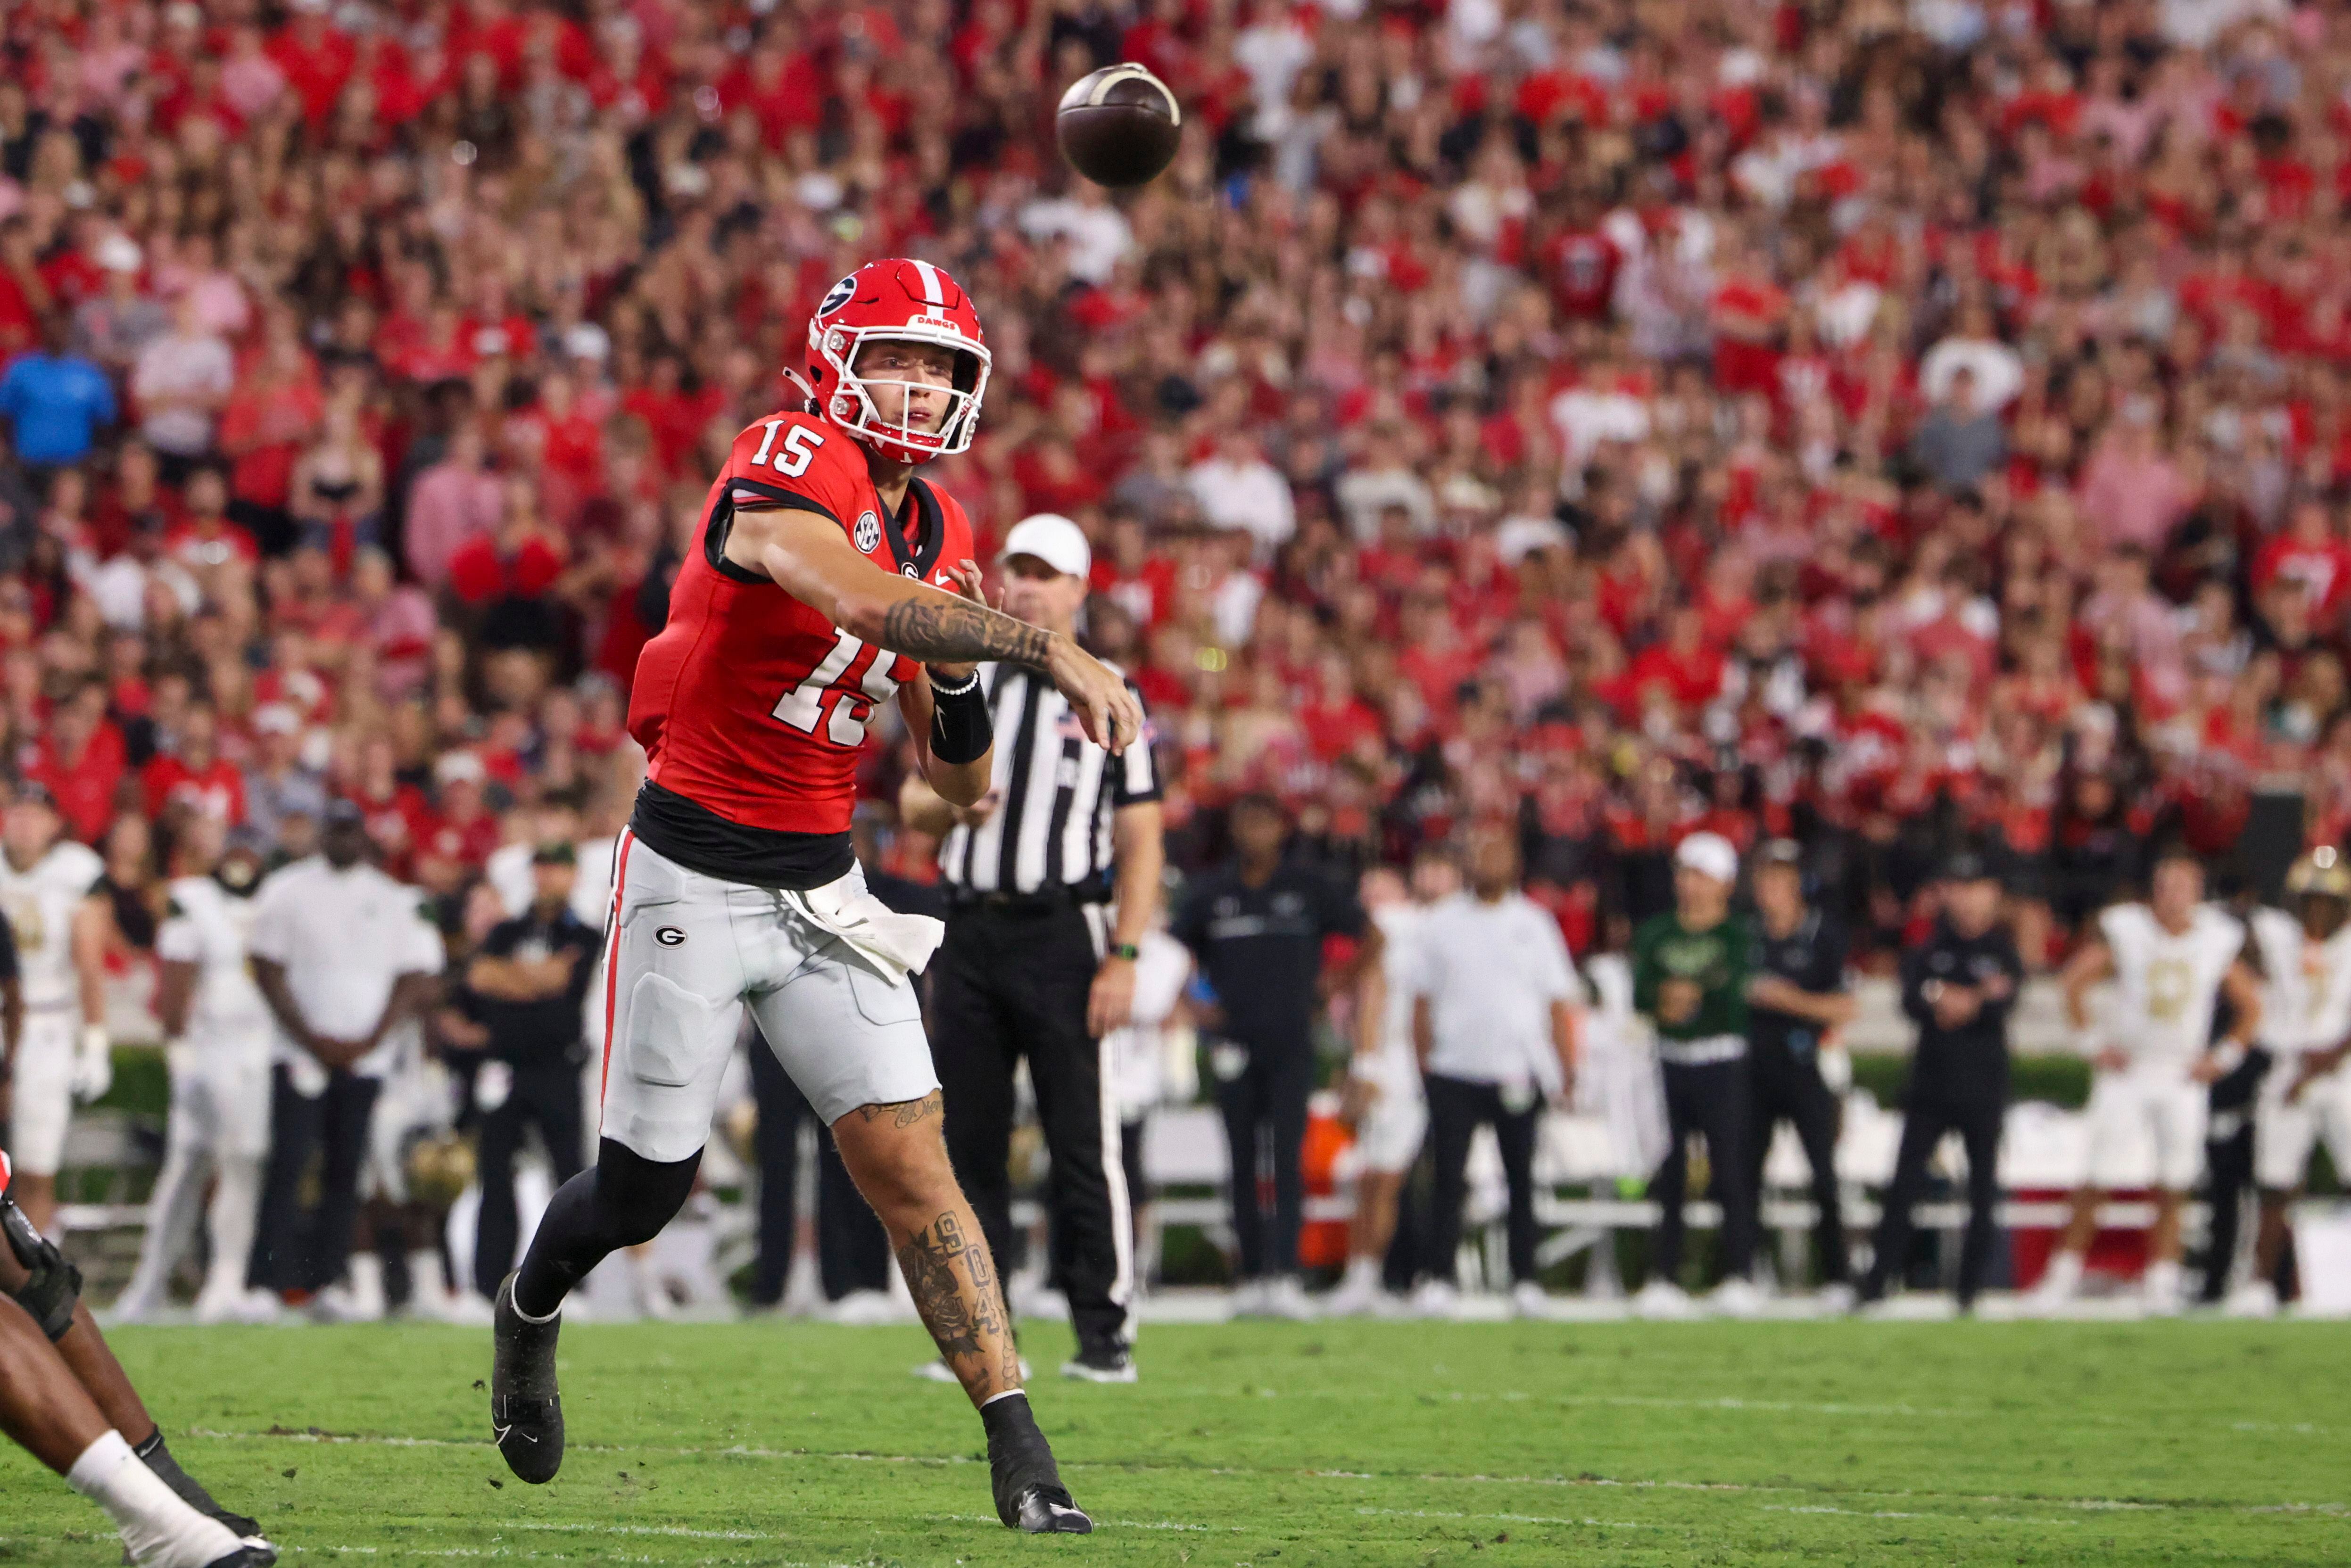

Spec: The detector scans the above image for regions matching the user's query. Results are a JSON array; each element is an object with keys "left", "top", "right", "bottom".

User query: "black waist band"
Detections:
[
  {"left": 628, "top": 780, "right": 853, "bottom": 891},
  {"left": 948, "top": 883, "right": 1108, "bottom": 916}
]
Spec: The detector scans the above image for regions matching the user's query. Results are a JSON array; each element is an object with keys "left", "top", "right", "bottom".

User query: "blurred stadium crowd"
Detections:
[
  {"left": 6, "top": 0, "right": 2351, "bottom": 957},
  {"left": 5, "top": 0, "right": 2351, "bottom": 1310}
]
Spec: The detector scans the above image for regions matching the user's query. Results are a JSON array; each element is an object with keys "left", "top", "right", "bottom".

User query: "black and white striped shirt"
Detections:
[{"left": 939, "top": 662, "right": 1159, "bottom": 897}]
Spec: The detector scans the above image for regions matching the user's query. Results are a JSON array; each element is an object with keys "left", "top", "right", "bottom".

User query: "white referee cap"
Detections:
[
  {"left": 1674, "top": 832, "right": 1740, "bottom": 885},
  {"left": 1000, "top": 513, "right": 1091, "bottom": 580}
]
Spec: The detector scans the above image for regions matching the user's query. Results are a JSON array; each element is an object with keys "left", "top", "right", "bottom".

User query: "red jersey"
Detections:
[{"left": 629, "top": 410, "right": 976, "bottom": 859}]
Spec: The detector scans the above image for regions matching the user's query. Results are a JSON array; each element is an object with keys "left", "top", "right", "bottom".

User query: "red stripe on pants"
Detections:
[{"left": 598, "top": 830, "right": 637, "bottom": 1106}]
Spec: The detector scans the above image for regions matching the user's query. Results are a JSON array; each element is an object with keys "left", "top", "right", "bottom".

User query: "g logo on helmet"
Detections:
[
  {"left": 818, "top": 275, "right": 857, "bottom": 316},
  {"left": 853, "top": 511, "right": 882, "bottom": 553}
]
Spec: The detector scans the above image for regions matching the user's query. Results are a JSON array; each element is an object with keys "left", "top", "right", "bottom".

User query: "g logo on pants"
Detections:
[{"left": 655, "top": 926, "right": 687, "bottom": 946}]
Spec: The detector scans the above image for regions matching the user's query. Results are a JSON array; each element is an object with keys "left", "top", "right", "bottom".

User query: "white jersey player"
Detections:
[
  {"left": 2230, "top": 850, "right": 2351, "bottom": 1317},
  {"left": 2040, "top": 849, "right": 2262, "bottom": 1311},
  {"left": 1096, "top": 922, "right": 1192, "bottom": 1304},
  {"left": 0, "top": 784, "right": 109, "bottom": 1234},
  {"left": 1328, "top": 850, "right": 1459, "bottom": 1318},
  {"left": 116, "top": 817, "right": 274, "bottom": 1324},
  {"left": 1579, "top": 947, "right": 1670, "bottom": 1182}
]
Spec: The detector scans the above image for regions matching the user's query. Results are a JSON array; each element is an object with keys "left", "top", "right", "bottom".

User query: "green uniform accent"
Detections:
[{"left": 1631, "top": 911, "right": 1754, "bottom": 1040}]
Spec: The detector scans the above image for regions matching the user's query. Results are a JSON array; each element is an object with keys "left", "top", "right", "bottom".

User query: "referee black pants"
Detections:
[
  {"left": 1744, "top": 1043, "right": 1848, "bottom": 1285},
  {"left": 1650, "top": 1056, "right": 1757, "bottom": 1286},
  {"left": 1425, "top": 1075, "right": 1542, "bottom": 1287},
  {"left": 749, "top": 1037, "right": 889, "bottom": 1305},
  {"left": 1862, "top": 1092, "right": 2002, "bottom": 1307},
  {"left": 931, "top": 901, "right": 1132, "bottom": 1348}
]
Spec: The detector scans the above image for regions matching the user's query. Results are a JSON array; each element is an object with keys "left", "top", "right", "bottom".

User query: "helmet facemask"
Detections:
[{"left": 814, "top": 322, "right": 991, "bottom": 463}]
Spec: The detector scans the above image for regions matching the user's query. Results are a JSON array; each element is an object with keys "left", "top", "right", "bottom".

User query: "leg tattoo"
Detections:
[
  {"left": 898, "top": 1209, "right": 1014, "bottom": 1397},
  {"left": 857, "top": 1091, "right": 943, "bottom": 1131}
]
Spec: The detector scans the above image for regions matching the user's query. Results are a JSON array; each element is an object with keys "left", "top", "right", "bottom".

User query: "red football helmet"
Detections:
[{"left": 803, "top": 258, "right": 991, "bottom": 466}]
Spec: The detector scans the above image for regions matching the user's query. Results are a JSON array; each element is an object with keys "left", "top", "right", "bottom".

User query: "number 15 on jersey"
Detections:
[{"left": 772, "top": 628, "right": 904, "bottom": 747}]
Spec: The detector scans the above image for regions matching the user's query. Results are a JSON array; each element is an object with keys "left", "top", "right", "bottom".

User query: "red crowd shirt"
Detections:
[
  {"left": 25, "top": 724, "right": 127, "bottom": 844},
  {"left": 141, "top": 754, "right": 247, "bottom": 825}
]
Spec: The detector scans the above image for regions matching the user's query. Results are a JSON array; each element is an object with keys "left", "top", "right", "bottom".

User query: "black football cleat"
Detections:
[
  {"left": 1060, "top": 1337, "right": 1138, "bottom": 1384},
  {"left": 1009, "top": 1482, "right": 1094, "bottom": 1534},
  {"left": 491, "top": 1273, "right": 565, "bottom": 1485},
  {"left": 201, "top": 1545, "right": 276, "bottom": 1568},
  {"left": 986, "top": 1398, "right": 1092, "bottom": 1533}
]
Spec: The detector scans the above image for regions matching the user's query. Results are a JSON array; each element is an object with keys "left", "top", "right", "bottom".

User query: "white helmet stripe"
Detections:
[{"left": 909, "top": 258, "right": 945, "bottom": 306}]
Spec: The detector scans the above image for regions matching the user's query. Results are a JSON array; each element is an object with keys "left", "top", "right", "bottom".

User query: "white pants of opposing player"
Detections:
[
  {"left": 599, "top": 834, "right": 940, "bottom": 1164},
  {"left": 2255, "top": 1065, "right": 2351, "bottom": 1192},
  {"left": 119, "top": 1044, "right": 270, "bottom": 1318},
  {"left": 1352, "top": 1063, "right": 1428, "bottom": 1174},
  {"left": 7, "top": 1009, "right": 83, "bottom": 1177},
  {"left": 2083, "top": 1065, "right": 2208, "bottom": 1191}
]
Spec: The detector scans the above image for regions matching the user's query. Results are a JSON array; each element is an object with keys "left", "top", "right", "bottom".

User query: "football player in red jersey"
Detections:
[{"left": 491, "top": 260, "right": 1135, "bottom": 1534}]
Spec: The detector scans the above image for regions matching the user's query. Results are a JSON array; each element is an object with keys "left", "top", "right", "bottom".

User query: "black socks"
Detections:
[
  {"left": 980, "top": 1391, "right": 1040, "bottom": 1442},
  {"left": 513, "top": 1139, "right": 701, "bottom": 1319},
  {"left": 134, "top": 1431, "right": 258, "bottom": 1536}
]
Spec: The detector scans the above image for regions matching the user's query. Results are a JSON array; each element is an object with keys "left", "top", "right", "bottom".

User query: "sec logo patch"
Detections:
[{"left": 853, "top": 511, "right": 882, "bottom": 553}]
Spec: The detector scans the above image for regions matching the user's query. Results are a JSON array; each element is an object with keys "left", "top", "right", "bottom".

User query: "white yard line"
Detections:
[{"left": 1353, "top": 1506, "right": 1667, "bottom": 1530}]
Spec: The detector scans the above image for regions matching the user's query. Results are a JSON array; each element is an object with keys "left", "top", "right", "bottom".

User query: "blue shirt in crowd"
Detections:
[{"left": 0, "top": 351, "right": 117, "bottom": 465}]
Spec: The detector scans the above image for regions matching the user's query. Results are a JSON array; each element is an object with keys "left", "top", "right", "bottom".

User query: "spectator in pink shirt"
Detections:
[
  {"left": 2080, "top": 545, "right": 2188, "bottom": 711},
  {"left": 404, "top": 424, "right": 503, "bottom": 590},
  {"left": 352, "top": 546, "right": 438, "bottom": 700},
  {"left": 2078, "top": 407, "right": 2193, "bottom": 553},
  {"left": 219, "top": 24, "right": 288, "bottom": 122}
]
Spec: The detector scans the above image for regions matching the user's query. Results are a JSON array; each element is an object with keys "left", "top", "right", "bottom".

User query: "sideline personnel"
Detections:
[
  {"left": 1857, "top": 852, "right": 2023, "bottom": 1312},
  {"left": 1407, "top": 829, "right": 1580, "bottom": 1318},
  {"left": 1743, "top": 840, "right": 1855, "bottom": 1302},
  {"left": 1632, "top": 833, "right": 1760, "bottom": 1317},
  {"left": 464, "top": 842, "right": 598, "bottom": 1299},
  {"left": 248, "top": 801, "right": 444, "bottom": 1305},
  {"left": 903, "top": 513, "right": 1165, "bottom": 1382},
  {"left": 1173, "top": 794, "right": 1380, "bottom": 1321}
]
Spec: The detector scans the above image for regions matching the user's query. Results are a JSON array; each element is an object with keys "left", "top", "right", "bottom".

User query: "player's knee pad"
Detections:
[{"left": 0, "top": 1188, "right": 81, "bottom": 1342}]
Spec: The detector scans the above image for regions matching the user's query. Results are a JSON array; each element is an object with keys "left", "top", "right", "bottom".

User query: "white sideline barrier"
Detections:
[{"left": 1129, "top": 1095, "right": 2212, "bottom": 1288}]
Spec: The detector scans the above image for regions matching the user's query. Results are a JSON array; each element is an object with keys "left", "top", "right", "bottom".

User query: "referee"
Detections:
[{"left": 901, "top": 513, "right": 1165, "bottom": 1384}]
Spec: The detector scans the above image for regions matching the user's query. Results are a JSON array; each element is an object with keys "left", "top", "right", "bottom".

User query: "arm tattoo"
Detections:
[
  {"left": 879, "top": 597, "right": 1052, "bottom": 668},
  {"left": 898, "top": 1210, "right": 1008, "bottom": 1383}
]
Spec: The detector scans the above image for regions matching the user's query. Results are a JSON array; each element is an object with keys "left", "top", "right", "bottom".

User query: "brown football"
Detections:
[{"left": 1056, "top": 64, "right": 1182, "bottom": 189}]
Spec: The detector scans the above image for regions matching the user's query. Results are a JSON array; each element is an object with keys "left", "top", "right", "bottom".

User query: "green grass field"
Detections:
[{"left": 3, "top": 1319, "right": 2347, "bottom": 1566}]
